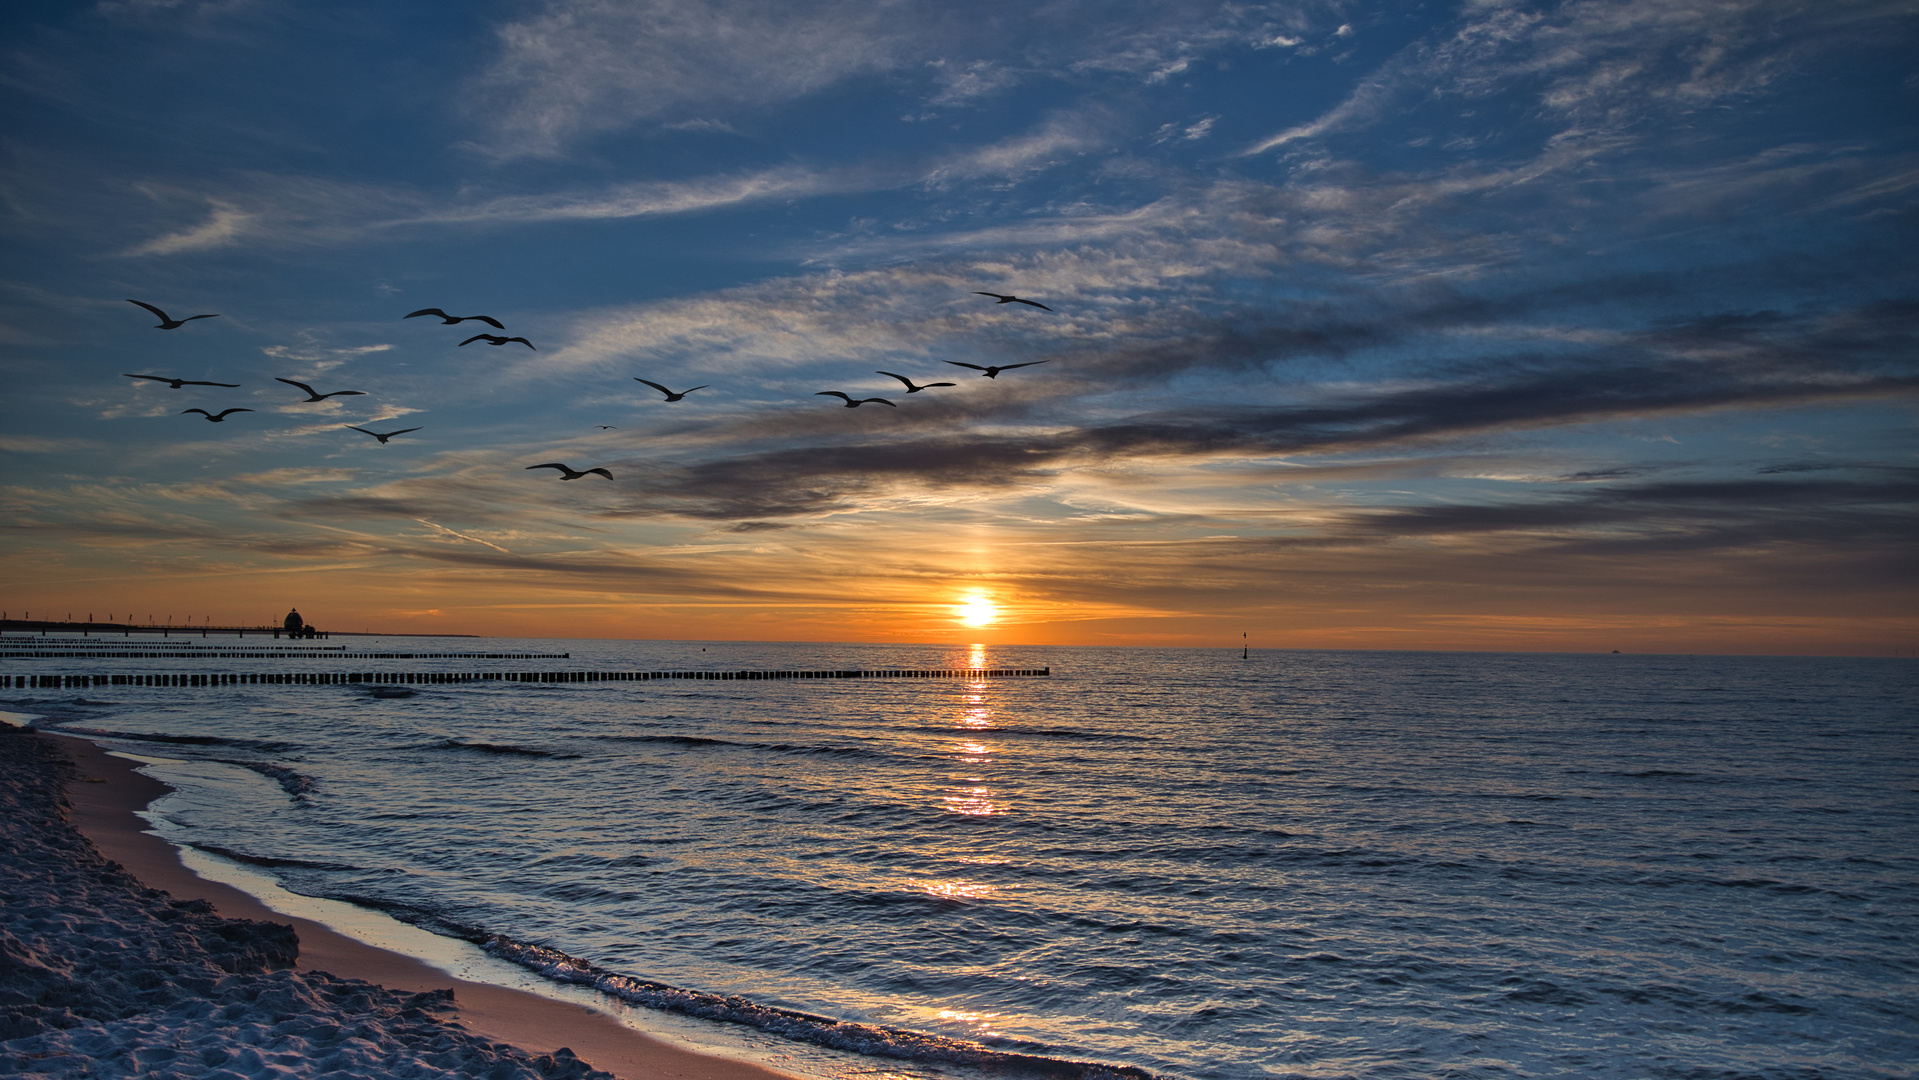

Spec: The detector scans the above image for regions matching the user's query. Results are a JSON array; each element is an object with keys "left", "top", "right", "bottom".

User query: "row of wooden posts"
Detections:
[
  {"left": 11, "top": 668, "right": 1051, "bottom": 689},
  {"left": 1, "top": 651, "right": 571, "bottom": 661}
]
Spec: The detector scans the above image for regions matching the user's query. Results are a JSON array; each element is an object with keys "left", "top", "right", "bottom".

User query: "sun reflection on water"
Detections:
[
  {"left": 959, "top": 698, "right": 992, "bottom": 730},
  {"left": 941, "top": 782, "right": 1002, "bottom": 816},
  {"left": 933, "top": 1009, "right": 1006, "bottom": 1040},
  {"left": 919, "top": 880, "right": 1007, "bottom": 902},
  {"left": 944, "top": 654, "right": 1005, "bottom": 813}
]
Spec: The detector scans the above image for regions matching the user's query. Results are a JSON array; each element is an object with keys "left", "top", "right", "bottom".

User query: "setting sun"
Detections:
[{"left": 956, "top": 595, "right": 999, "bottom": 627}]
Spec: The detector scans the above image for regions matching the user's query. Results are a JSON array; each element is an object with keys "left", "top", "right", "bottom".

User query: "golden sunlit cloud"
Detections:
[{"left": 956, "top": 594, "right": 998, "bottom": 627}]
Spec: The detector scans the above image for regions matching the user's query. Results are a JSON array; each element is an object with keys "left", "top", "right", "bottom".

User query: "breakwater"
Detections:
[{"left": 11, "top": 668, "right": 1051, "bottom": 689}]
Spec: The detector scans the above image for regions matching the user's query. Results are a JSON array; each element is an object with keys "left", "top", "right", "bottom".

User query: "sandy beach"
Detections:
[{"left": 1, "top": 725, "right": 800, "bottom": 1080}]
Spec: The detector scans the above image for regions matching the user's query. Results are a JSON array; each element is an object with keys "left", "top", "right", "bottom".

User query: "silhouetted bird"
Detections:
[
  {"left": 275, "top": 377, "right": 367, "bottom": 402},
  {"left": 124, "top": 374, "right": 240, "bottom": 389},
  {"left": 974, "top": 292, "right": 1052, "bottom": 311},
  {"left": 526, "top": 463, "right": 613, "bottom": 480},
  {"left": 347, "top": 426, "right": 421, "bottom": 444},
  {"left": 876, "top": 371, "right": 956, "bottom": 393},
  {"left": 460, "top": 334, "right": 536, "bottom": 349},
  {"left": 816, "top": 391, "right": 896, "bottom": 408},
  {"left": 943, "top": 360, "right": 1050, "bottom": 378},
  {"left": 635, "top": 379, "right": 707, "bottom": 402},
  {"left": 404, "top": 308, "right": 505, "bottom": 329},
  {"left": 127, "top": 300, "right": 219, "bottom": 329},
  {"left": 595, "top": 425, "right": 617, "bottom": 430},
  {"left": 181, "top": 408, "right": 252, "bottom": 422}
]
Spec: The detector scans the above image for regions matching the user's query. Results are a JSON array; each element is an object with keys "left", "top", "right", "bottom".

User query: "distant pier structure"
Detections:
[
  {"left": 0, "top": 607, "right": 352, "bottom": 639},
  {"left": 277, "top": 608, "right": 324, "bottom": 640}
]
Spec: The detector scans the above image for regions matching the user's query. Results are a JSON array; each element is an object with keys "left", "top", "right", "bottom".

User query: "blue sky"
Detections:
[{"left": 2, "top": 0, "right": 1914, "bottom": 651}]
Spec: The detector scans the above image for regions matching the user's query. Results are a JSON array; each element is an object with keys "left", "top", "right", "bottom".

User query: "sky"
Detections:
[{"left": 1, "top": 0, "right": 1914, "bottom": 653}]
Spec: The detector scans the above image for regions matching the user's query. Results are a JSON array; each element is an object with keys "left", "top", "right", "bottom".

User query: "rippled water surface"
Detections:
[{"left": 9, "top": 639, "right": 1917, "bottom": 1078}]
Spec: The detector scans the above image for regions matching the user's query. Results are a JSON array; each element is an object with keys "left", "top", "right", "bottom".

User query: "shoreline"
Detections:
[{"left": 46, "top": 730, "right": 803, "bottom": 1080}]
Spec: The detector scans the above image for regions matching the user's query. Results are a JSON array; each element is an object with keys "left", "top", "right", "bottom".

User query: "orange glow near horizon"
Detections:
[{"left": 4, "top": 575, "right": 1912, "bottom": 656}]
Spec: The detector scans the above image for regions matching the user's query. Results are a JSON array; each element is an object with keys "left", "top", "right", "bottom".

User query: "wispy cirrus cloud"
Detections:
[
  {"left": 473, "top": 0, "right": 941, "bottom": 157},
  {"left": 471, "top": 0, "right": 1335, "bottom": 157},
  {"left": 109, "top": 107, "right": 1118, "bottom": 257},
  {"left": 1243, "top": 0, "right": 1914, "bottom": 156}
]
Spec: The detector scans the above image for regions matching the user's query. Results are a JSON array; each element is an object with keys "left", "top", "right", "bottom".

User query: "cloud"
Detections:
[
  {"left": 112, "top": 175, "right": 429, "bottom": 257},
  {"left": 0, "top": 435, "right": 102, "bottom": 453},
  {"left": 119, "top": 202, "right": 256, "bottom": 256},
  {"left": 1329, "top": 474, "right": 1919, "bottom": 565},
  {"left": 474, "top": 0, "right": 942, "bottom": 157},
  {"left": 101, "top": 105, "right": 1120, "bottom": 258},
  {"left": 415, "top": 519, "right": 512, "bottom": 554},
  {"left": 1555, "top": 467, "right": 1651, "bottom": 483},
  {"left": 472, "top": 0, "right": 1335, "bottom": 157},
  {"left": 261, "top": 338, "right": 394, "bottom": 369},
  {"left": 1243, "top": 0, "right": 1915, "bottom": 156},
  {"left": 522, "top": 290, "right": 1919, "bottom": 524},
  {"left": 925, "top": 59, "right": 1021, "bottom": 108},
  {"left": 921, "top": 110, "right": 1111, "bottom": 185}
]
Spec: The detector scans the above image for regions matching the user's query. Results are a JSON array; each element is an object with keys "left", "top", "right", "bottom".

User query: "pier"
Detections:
[
  {"left": 0, "top": 619, "right": 479, "bottom": 639},
  {"left": 2, "top": 650, "right": 571, "bottom": 661},
  {"left": 10, "top": 668, "right": 1050, "bottom": 688}
]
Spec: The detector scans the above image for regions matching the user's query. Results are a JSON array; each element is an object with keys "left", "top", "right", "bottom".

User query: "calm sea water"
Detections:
[{"left": 7, "top": 638, "right": 1917, "bottom": 1079}]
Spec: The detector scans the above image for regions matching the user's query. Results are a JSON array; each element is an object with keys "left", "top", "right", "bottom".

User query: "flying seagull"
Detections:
[
  {"left": 347, "top": 426, "right": 421, "bottom": 444},
  {"left": 635, "top": 378, "right": 708, "bottom": 402},
  {"left": 974, "top": 292, "right": 1052, "bottom": 312},
  {"left": 876, "top": 371, "right": 955, "bottom": 393},
  {"left": 942, "top": 360, "right": 1050, "bottom": 379},
  {"left": 595, "top": 425, "right": 617, "bottom": 430},
  {"left": 124, "top": 374, "right": 240, "bottom": 389},
  {"left": 460, "top": 334, "right": 536, "bottom": 349},
  {"left": 526, "top": 463, "right": 613, "bottom": 480},
  {"left": 404, "top": 308, "right": 505, "bottom": 329},
  {"left": 816, "top": 391, "right": 896, "bottom": 408},
  {"left": 127, "top": 300, "right": 219, "bottom": 329},
  {"left": 181, "top": 408, "right": 253, "bottom": 422},
  {"left": 275, "top": 377, "right": 367, "bottom": 402}
]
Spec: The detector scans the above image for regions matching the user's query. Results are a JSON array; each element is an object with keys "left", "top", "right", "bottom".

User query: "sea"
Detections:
[{"left": 4, "top": 637, "right": 1916, "bottom": 1080}]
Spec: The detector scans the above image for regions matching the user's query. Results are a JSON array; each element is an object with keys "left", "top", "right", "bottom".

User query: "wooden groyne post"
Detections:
[{"left": 9, "top": 668, "right": 1051, "bottom": 689}]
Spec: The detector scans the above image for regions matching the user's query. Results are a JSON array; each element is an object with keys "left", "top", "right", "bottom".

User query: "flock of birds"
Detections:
[{"left": 119, "top": 291, "right": 1055, "bottom": 481}]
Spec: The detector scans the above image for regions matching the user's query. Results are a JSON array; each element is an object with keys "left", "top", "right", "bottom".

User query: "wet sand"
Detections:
[{"left": 49, "top": 732, "right": 801, "bottom": 1080}]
